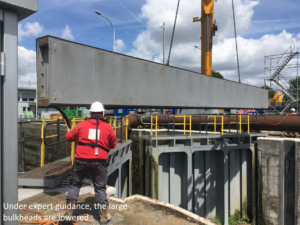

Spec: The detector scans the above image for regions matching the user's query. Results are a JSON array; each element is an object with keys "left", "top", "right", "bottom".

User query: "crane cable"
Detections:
[
  {"left": 231, "top": 0, "right": 241, "bottom": 83},
  {"left": 166, "top": 0, "right": 180, "bottom": 66}
]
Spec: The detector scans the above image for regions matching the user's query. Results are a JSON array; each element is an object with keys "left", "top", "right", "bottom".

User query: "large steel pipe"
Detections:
[{"left": 118, "top": 115, "right": 300, "bottom": 134}]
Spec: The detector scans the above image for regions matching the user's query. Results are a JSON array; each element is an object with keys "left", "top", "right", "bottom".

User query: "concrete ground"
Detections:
[{"left": 18, "top": 191, "right": 207, "bottom": 225}]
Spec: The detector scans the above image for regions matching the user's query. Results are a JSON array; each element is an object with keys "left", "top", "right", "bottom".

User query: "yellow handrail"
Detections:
[
  {"left": 40, "top": 119, "right": 45, "bottom": 167},
  {"left": 151, "top": 115, "right": 153, "bottom": 136},
  {"left": 184, "top": 116, "right": 186, "bottom": 135},
  {"left": 155, "top": 116, "right": 158, "bottom": 137},
  {"left": 189, "top": 115, "right": 192, "bottom": 136},
  {"left": 248, "top": 115, "right": 250, "bottom": 134}
]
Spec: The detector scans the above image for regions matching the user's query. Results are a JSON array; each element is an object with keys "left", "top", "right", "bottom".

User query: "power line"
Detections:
[{"left": 231, "top": 0, "right": 241, "bottom": 83}]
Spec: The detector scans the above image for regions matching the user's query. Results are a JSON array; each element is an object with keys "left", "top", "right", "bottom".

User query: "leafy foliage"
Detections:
[
  {"left": 209, "top": 216, "right": 222, "bottom": 225},
  {"left": 282, "top": 77, "right": 300, "bottom": 102},
  {"left": 229, "top": 210, "right": 250, "bottom": 225},
  {"left": 212, "top": 70, "right": 224, "bottom": 79},
  {"left": 261, "top": 85, "right": 276, "bottom": 99}
]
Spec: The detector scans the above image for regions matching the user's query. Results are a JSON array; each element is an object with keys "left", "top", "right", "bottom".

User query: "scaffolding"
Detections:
[{"left": 264, "top": 43, "right": 300, "bottom": 114}]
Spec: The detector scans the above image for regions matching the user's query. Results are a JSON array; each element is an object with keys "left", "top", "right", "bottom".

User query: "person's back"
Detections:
[
  {"left": 63, "top": 102, "right": 116, "bottom": 225},
  {"left": 66, "top": 116, "right": 117, "bottom": 160}
]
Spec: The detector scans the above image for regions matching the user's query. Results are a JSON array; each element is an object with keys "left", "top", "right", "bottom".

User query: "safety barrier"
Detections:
[{"left": 140, "top": 114, "right": 250, "bottom": 137}]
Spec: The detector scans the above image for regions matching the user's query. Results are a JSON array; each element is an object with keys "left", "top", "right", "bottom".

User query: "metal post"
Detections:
[
  {"left": 236, "top": 115, "right": 238, "bottom": 134},
  {"left": 214, "top": 116, "right": 216, "bottom": 134},
  {"left": 120, "top": 116, "right": 123, "bottom": 143},
  {"left": 95, "top": 12, "right": 115, "bottom": 52},
  {"left": 221, "top": 116, "right": 223, "bottom": 135},
  {"left": 41, "top": 119, "right": 45, "bottom": 166},
  {"left": 184, "top": 116, "right": 186, "bottom": 135},
  {"left": 2, "top": 11, "right": 19, "bottom": 224},
  {"left": 206, "top": 115, "right": 208, "bottom": 135},
  {"left": 199, "top": 115, "right": 201, "bottom": 134},
  {"left": 126, "top": 116, "right": 128, "bottom": 141},
  {"left": 167, "top": 115, "right": 169, "bottom": 135},
  {"left": 297, "top": 48, "right": 299, "bottom": 113},
  {"left": 155, "top": 115, "right": 158, "bottom": 137},
  {"left": 189, "top": 115, "right": 191, "bottom": 136},
  {"left": 229, "top": 115, "right": 231, "bottom": 133},
  {"left": 56, "top": 118, "right": 60, "bottom": 160},
  {"left": 173, "top": 116, "right": 175, "bottom": 136}
]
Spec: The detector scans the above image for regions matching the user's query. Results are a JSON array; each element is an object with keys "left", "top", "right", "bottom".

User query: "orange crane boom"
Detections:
[{"left": 193, "top": 0, "right": 217, "bottom": 76}]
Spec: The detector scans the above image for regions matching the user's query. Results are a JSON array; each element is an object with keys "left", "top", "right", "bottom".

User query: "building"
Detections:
[{"left": 18, "top": 88, "right": 60, "bottom": 119}]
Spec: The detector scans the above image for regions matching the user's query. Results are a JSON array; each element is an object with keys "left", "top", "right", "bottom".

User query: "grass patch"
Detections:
[
  {"left": 229, "top": 210, "right": 250, "bottom": 225},
  {"left": 209, "top": 211, "right": 250, "bottom": 225},
  {"left": 209, "top": 216, "right": 222, "bottom": 225}
]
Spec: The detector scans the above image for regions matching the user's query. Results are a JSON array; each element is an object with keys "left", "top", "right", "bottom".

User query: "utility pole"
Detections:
[{"left": 159, "top": 22, "right": 165, "bottom": 64}]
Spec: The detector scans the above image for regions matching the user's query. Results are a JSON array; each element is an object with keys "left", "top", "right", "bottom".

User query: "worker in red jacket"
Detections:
[{"left": 63, "top": 101, "right": 117, "bottom": 225}]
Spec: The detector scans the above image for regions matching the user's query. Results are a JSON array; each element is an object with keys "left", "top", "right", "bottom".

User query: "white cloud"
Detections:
[
  {"left": 61, "top": 25, "right": 74, "bottom": 40},
  {"left": 124, "top": 0, "right": 300, "bottom": 88},
  {"left": 18, "top": 46, "right": 36, "bottom": 88},
  {"left": 115, "top": 39, "right": 125, "bottom": 53},
  {"left": 18, "top": 22, "right": 43, "bottom": 42}
]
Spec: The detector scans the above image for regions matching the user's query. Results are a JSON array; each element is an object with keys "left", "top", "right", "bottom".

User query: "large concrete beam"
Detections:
[{"left": 36, "top": 36, "right": 268, "bottom": 109}]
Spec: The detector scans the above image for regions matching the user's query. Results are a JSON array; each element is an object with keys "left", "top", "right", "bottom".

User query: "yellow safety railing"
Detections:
[
  {"left": 140, "top": 114, "right": 250, "bottom": 137},
  {"left": 40, "top": 116, "right": 129, "bottom": 167},
  {"left": 140, "top": 115, "right": 154, "bottom": 135},
  {"left": 228, "top": 115, "right": 250, "bottom": 134},
  {"left": 40, "top": 119, "right": 65, "bottom": 167}
]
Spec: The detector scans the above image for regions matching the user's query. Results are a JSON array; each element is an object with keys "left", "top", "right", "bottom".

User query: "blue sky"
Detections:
[
  {"left": 18, "top": 0, "right": 300, "bottom": 89},
  {"left": 19, "top": 0, "right": 147, "bottom": 52}
]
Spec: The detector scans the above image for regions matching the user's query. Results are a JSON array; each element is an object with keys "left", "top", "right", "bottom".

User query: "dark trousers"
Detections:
[{"left": 67, "top": 159, "right": 108, "bottom": 204}]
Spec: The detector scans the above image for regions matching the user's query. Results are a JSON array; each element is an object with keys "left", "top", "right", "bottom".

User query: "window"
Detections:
[
  {"left": 22, "top": 98, "right": 28, "bottom": 101},
  {"left": 29, "top": 98, "right": 34, "bottom": 101},
  {"left": 18, "top": 97, "right": 20, "bottom": 101},
  {"left": 27, "top": 107, "right": 30, "bottom": 111},
  {"left": 23, "top": 107, "right": 26, "bottom": 112}
]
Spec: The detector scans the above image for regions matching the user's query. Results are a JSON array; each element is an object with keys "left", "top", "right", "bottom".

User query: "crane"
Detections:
[{"left": 193, "top": 0, "right": 217, "bottom": 76}]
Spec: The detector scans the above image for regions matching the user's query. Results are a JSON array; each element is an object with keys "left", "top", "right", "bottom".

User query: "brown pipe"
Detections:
[{"left": 116, "top": 114, "right": 300, "bottom": 138}]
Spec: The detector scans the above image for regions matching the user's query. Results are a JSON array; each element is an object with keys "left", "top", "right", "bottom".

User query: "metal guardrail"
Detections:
[
  {"left": 18, "top": 116, "right": 130, "bottom": 168},
  {"left": 140, "top": 114, "right": 251, "bottom": 137}
]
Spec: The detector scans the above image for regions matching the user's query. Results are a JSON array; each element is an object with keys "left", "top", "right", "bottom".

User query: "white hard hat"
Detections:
[
  {"left": 291, "top": 108, "right": 295, "bottom": 112},
  {"left": 89, "top": 101, "right": 105, "bottom": 113}
]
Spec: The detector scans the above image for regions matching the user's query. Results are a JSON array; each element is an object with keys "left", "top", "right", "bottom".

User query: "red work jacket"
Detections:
[{"left": 65, "top": 115, "right": 117, "bottom": 160}]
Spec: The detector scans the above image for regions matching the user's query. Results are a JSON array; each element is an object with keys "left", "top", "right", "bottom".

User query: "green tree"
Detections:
[
  {"left": 212, "top": 70, "right": 224, "bottom": 79},
  {"left": 282, "top": 78, "right": 300, "bottom": 102},
  {"left": 261, "top": 85, "right": 276, "bottom": 99}
]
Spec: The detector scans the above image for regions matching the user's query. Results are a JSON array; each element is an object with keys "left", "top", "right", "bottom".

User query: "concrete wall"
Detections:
[{"left": 257, "top": 137, "right": 300, "bottom": 225}]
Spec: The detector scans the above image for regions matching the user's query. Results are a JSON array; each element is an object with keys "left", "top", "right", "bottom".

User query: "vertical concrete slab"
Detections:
[
  {"left": 229, "top": 149, "right": 241, "bottom": 215},
  {"left": 158, "top": 153, "right": 170, "bottom": 203},
  {"left": 170, "top": 152, "right": 188, "bottom": 209},
  {"left": 193, "top": 152, "right": 206, "bottom": 216}
]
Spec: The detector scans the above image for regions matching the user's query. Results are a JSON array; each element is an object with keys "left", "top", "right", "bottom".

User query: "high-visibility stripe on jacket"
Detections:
[{"left": 65, "top": 114, "right": 117, "bottom": 160}]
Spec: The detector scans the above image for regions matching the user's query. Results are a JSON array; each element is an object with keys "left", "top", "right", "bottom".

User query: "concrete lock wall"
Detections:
[
  {"left": 257, "top": 137, "right": 300, "bottom": 225},
  {"left": 141, "top": 132, "right": 265, "bottom": 224}
]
